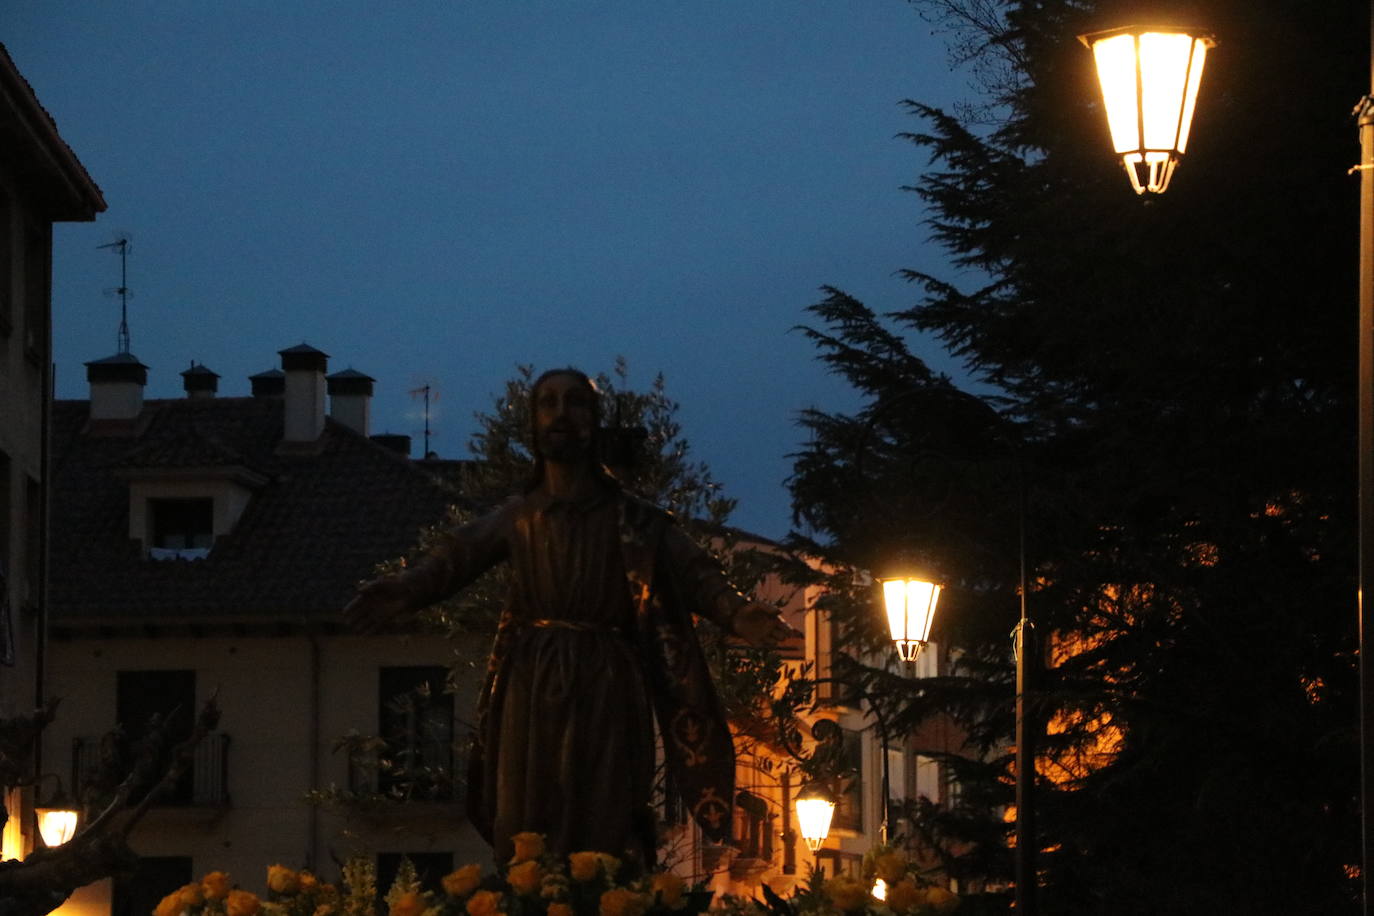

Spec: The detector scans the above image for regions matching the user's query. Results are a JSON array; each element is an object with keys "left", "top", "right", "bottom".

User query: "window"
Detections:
[
  {"left": 150, "top": 498, "right": 213, "bottom": 557},
  {"left": 816, "top": 850, "right": 863, "bottom": 879},
  {"left": 831, "top": 729, "right": 864, "bottom": 832},
  {"left": 117, "top": 670, "right": 195, "bottom": 804},
  {"left": 733, "top": 790, "right": 774, "bottom": 861},
  {"left": 915, "top": 754, "right": 941, "bottom": 805},
  {"left": 113, "top": 856, "right": 192, "bottom": 916},
  {"left": 377, "top": 666, "right": 456, "bottom": 800}
]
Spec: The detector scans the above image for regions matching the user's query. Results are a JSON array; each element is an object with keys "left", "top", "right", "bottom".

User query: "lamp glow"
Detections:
[
  {"left": 1079, "top": 26, "right": 1215, "bottom": 194},
  {"left": 35, "top": 806, "right": 78, "bottom": 847},
  {"left": 880, "top": 576, "right": 941, "bottom": 662},
  {"left": 795, "top": 784, "right": 836, "bottom": 853}
]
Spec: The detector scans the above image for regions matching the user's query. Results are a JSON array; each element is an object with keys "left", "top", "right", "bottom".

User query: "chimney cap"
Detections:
[
  {"left": 180, "top": 361, "right": 220, "bottom": 380},
  {"left": 85, "top": 351, "right": 148, "bottom": 385},
  {"left": 327, "top": 366, "right": 375, "bottom": 397},
  {"left": 279, "top": 341, "right": 329, "bottom": 373},
  {"left": 250, "top": 367, "right": 286, "bottom": 398}
]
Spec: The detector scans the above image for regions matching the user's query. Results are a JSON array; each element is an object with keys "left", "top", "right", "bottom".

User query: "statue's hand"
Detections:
[
  {"left": 343, "top": 576, "right": 413, "bottom": 633},
  {"left": 733, "top": 601, "right": 801, "bottom": 648}
]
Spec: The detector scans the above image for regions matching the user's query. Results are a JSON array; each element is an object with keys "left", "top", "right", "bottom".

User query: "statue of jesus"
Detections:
[{"left": 345, "top": 368, "right": 792, "bottom": 868}]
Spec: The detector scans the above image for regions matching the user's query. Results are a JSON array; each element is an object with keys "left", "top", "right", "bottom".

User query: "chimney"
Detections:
[
  {"left": 370, "top": 433, "right": 411, "bottom": 457},
  {"left": 85, "top": 352, "right": 148, "bottom": 420},
  {"left": 181, "top": 361, "right": 219, "bottom": 399},
  {"left": 326, "top": 368, "right": 375, "bottom": 436},
  {"left": 250, "top": 368, "right": 285, "bottom": 399},
  {"left": 279, "top": 342, "right": 328, "bottom": 442}
]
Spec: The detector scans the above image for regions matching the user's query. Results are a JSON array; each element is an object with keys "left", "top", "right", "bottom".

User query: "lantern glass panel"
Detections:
[
  {"left": 1177, "top": 38, "right": 1209, "bottom": 153},
  {"left": 795, "top": 796, "right": 836, "bottom": 851},
  {"left": 1091, "top": 33, "right": 1141, "bottom": 154},
  {"left": 882, "top": 578, "right": 940, "bottom": 644},
  {"left": 1140, "top": 32, "right": 1195, "bottom": 151},
  {"left": 37, "top": 808, "right": 78, "bottom": 847}
]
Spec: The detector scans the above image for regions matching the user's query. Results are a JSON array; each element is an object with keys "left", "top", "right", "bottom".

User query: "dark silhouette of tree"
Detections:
[{"left": 786, "top": 1, "right": 1364, "bottom": 911}]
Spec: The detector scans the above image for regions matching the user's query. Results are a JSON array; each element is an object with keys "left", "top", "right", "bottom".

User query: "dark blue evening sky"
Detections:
[{"left": 7, "top": 2, "right": 974, "bottom": 539}]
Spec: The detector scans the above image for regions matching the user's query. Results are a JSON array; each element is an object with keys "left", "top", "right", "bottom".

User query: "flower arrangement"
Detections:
[{"left": 154, "top": 838, "right": 958, "bottom": 916}]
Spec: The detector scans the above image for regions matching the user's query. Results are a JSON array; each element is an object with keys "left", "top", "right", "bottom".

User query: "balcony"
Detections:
[
  {"left": 73, "top": 731, "right": 231, "bottom": 817},
  {"left": 344, "top": 740, "right": 466, "bottom": 829}
]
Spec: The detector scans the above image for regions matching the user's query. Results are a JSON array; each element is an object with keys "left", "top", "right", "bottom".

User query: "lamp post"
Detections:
[
  {"left": 795, "top": 781, "right": 837, "bottom": 858},
  {"left": 856, "top": 386, "right": 1034, "bottom": 913},
  {"left": 1356, "top": 5, "right": 1374, "bottom": 913},
  {"left": 1083, "top": 18, "right": 1374, "bottom": 913},
  {"left": 1078, "top": 25, "right": 1215, "bottom": 194}
]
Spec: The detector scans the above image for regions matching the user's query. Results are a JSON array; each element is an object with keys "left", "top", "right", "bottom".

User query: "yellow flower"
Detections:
[
  {"left": 595, "top": 854, "right": 621, "bottom": 880},
  {"left": 298, "top": 871, "right": 320, "bottom": 893},
  {"left": 823, "top": 875, "right": 869, "bottom": 912},
  {"left": 598, "top": 888, "right": 647, "bottom": 916},
  {"left": 507, "top": 861, "right": 544, "bottom": 896},
  {"left": 924, "top": 886, "right": 959, "bottom": 914},
  {"left": 153, "top": 891, "right": 183, "bottom": 916},
  {"left": 509, "top": 832, "right": 546, "bottom": 864},
  {"left": 547, "top": 904, "right": 574, "bottom": 916},
  {"left": 649, "top": 872, "right": 685, "bottom": 910},
  {"left": 267, "top": 865, "right": 300, "bottom": 895},
  {"left": 466, "top": 890, "right": 503, "bottom": 916},
  {"left": 443, "top": 865, "right": 482, "bottom": 897},
  {"left": 872, "top": 851, "right": 908, "bottom": 885},
  {"left": 389, "top": 891, "right": 426, "bottom": 916},
  {"left": 226, "top": 890, "right": 261, "bottom": 916},
  {"left": 202, "top": 872, "right": 232, "bottom": 902},
  {"left": 884, "top": 881, "right": 926, "bottom": 914},
  {"left": 568, "top": 852, "right": 601, "bottom": 882},
  {"left": 177, "top": 883, "right": 206, "bottom": 908}
]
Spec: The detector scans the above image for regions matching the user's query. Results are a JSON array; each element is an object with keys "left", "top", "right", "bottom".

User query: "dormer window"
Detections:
[{"left": 148, "top": 498, "right": 213, "bottom": 560}]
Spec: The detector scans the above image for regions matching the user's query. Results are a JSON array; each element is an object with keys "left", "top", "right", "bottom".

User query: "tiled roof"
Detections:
[{"left": 49, "top": 396, "right": 461, "bottom": 625}]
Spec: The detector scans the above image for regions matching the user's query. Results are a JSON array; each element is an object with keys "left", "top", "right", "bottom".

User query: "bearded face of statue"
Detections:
[{"left": 532, "top": 370, "right": 599, "bottom": 465}]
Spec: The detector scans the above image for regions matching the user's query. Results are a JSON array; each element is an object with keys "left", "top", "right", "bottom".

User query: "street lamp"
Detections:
[
  {"left": 794, "top": 781, "right": 836, "bottom": 854},
  {"left": 1079, "top": 26, "right": 1215, "bottom": 194},
  {"left": 880, "top": 575, "right": 942, "bottom": 663},
  {"left": 34, "top": 778, "right": 78, "bottom": 848}
]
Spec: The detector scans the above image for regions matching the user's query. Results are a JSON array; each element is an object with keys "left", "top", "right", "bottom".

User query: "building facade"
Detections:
[{"left": 0, "top": 41, "right": 105, "bottom": 863}]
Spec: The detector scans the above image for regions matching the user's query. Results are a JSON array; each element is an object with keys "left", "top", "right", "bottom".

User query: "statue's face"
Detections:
[{"left": 533, "top": 372, "right": 597, "bottom": 464}]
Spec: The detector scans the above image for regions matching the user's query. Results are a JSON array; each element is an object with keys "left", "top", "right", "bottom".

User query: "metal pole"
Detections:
[
  {"left": 1358, "top": 0, "right": 1374, "bottom": 906},
  {"left": 1359, "top": 5, "right": 1374, "bottom": 914},
  {"left": 1014, "top": 463, "right": 1036, "bottom": 916}
]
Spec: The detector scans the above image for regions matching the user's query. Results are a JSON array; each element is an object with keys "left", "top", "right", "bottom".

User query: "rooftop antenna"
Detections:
[
  {"left": 408, "top": 378, "right": 440, "bottom": 458},
  {"left": 97, "top": 234, "right": 133, "bottom": 353}
]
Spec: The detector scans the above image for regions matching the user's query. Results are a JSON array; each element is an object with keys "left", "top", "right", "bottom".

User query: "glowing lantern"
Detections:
[
  {"left": 794, "top": 783, "right": 836, "bottom": 852},
  {"left": 880, "top": 576, "right": 941, "bottom": 662},
  {"left": 1079, "top": 26, "right": 1215, "bottom": 194},
  {"left": 35, "top": 799, "right": 78, "bottom": 847}
]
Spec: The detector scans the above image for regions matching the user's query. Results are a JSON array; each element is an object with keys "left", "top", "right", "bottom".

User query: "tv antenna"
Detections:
[
  {"left": 408, "top": 377, "right": 441, "bottom": 458},
  {"left": 97, "top": 234, "right": 133, "bottom": 353}
]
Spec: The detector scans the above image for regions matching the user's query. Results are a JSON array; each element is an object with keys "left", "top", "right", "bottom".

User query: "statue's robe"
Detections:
[{"left": 396, "top": 483, "right": 743, "bottom": 863}]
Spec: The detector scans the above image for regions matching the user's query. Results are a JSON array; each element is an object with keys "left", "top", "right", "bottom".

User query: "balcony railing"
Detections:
[
  {"left": 347, "top": 740, "right": 465, "bottom": 804},
  {"left": 73, "top": 732, "right": 230, "bottom": 807}
]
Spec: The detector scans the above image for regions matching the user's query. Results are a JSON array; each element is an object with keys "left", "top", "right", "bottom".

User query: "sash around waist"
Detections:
[{"left": 523, "top": 617, "right": 627, "bottom": 637}]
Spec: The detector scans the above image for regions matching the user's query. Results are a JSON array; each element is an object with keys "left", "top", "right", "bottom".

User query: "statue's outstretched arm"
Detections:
[
  {"left": 659, "top": 523, "right": 796, "bottom": 648},
  {"left": 344, "top": 500, "right": 513, "bottom": 632}
]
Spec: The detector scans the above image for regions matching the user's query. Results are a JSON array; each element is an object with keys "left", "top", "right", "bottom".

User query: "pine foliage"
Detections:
[{"left": 786, "top": 1, "right": 1365, "bottom": 911}]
